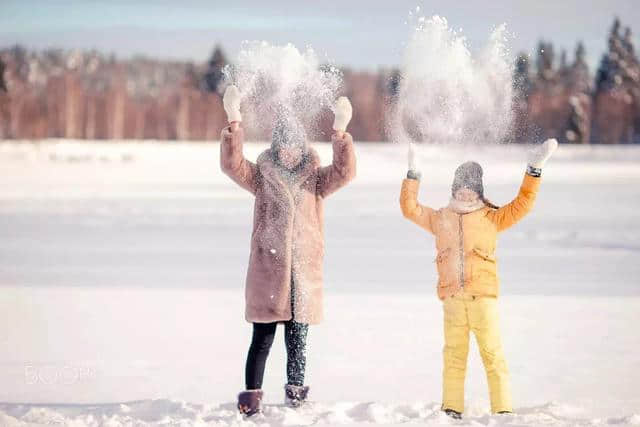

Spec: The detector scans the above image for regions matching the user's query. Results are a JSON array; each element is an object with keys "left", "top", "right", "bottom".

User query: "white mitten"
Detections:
[
  {"left": 223, "top": 85, "right": 242, "bottom": 123},
  {"left": 407, "top": 143, "right": 421, "bottom": 180},
  {"left": 528, "top": 138, "right": 558, "bottom": 169},
  {"left": 408, "top": 142, "right": 416, "bottom": 171},
  {"left": 333, "top": 96, "right": 353, "bottom": 132}
]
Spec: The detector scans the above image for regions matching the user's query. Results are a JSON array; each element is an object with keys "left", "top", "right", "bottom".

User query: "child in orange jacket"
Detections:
[{"left": 399, "top": 140, "right": 557, "bottom": 418}]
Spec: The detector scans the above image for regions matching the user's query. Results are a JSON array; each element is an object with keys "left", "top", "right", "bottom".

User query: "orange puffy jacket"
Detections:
[{"left": 400, "top": 173, "right": 541, "bottom": 299}]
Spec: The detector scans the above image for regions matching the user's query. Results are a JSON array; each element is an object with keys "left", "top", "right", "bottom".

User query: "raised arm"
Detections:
[
  {"left": 220, "top": 126, "right": 258, "bottom": 195},
  {"left": 219, "top": 85, "right": 258, "bottom": 195},
  {"left": 317, "top": 132, "right": 356, "bottom": 198},
  {"left": 317, "top": 96, "right": 356, "bottom": 198},
  {"left": 486, "top": 172, "right": 540, "bottom": 231},
  {"left": 486, "top": 138, "right": 557, "bottom": 231},
  {"left": 399, "top": 143, "right": 435, "bottom": 233}
]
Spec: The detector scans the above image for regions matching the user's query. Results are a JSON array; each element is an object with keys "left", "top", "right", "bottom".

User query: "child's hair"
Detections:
[{"left": 482, "top": 197, "right": 500, "bottom": 209}]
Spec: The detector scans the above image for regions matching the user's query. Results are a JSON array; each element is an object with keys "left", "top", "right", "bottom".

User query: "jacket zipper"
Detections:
[{"left": 458, "top": 214, "right": 464, "bottom": 290}]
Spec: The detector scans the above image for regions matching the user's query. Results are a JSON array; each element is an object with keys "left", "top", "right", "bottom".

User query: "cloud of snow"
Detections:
[
  {"left": 223, "top": 41, "right": 343, "bottom": 140},
  {"left": 390, "top": 15, "right": 514, "bottom": 146}
]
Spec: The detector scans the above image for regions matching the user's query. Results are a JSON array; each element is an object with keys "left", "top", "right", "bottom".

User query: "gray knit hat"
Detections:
[{"left": 452, "top": 161, "right": 484, "bottom": 198}]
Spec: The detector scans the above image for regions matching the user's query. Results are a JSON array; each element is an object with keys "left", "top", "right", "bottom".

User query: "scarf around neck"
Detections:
[{"left": 447, "top": 197, "right": 486, "bottom": 214}]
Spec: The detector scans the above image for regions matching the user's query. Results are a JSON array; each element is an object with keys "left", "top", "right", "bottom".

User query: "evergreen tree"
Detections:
[
  {"left": 203, "top": 45, "right": 228, "bottom": 95},
  {"left": 0, "top": 58, "right": 7, "bottom": 92}
]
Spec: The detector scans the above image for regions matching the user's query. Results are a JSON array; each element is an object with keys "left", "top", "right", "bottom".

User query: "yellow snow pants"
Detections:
[{"left": 442, "top": 293, "right": 512, "bottom": 414}]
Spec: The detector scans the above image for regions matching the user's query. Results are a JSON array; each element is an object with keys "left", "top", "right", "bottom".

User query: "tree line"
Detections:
[{"left": 0, "top": 18, "right": 638, "bottom": 143}]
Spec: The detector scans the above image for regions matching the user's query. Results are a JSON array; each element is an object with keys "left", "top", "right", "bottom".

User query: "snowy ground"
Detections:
[{"left": 0, "top": 140, "right": 639, "bottom": 426}]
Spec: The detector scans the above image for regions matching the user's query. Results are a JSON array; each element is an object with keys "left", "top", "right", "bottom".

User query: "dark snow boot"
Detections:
[
  {"left": 284, "top": 384, "right": 309, "bottom": 408},
  {"left": 237, "top": 389, "right": 263, "bottom": 416},
  {"left": 443, "top": 408, "right": 462, "bottom": 419}
]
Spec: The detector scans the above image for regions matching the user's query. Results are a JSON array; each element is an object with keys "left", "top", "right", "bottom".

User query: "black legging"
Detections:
[{"left": 245, "top": 319, "right": 309, "bottom": 389}]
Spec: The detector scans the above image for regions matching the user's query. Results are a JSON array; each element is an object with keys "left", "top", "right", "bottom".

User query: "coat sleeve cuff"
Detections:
[
  {"left": 526, "top": 165, "right": 542, "bottom": 177},
  {"left": 407, "top": 170, "right": 422, "bottom": 180}
]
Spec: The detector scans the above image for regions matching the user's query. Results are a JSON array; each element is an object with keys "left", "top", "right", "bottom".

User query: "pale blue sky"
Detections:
[{"left": 1, "top": 0, "right": 637, "bottom": 70}]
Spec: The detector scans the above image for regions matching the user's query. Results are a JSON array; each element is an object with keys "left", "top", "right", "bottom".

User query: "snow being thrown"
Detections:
[{"left": 2, "top": 10, "right": 639, "bottom": 427}]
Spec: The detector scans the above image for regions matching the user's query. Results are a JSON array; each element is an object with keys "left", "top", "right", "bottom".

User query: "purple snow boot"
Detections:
[
  {"left": 284, "top": 384, "right": 309, "bottom": 408},
  {"left": 237, "top": 389, "right": 263, "bottom": 416}
]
